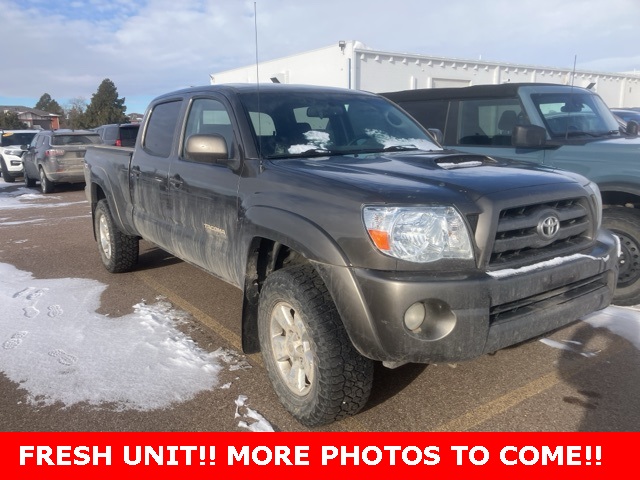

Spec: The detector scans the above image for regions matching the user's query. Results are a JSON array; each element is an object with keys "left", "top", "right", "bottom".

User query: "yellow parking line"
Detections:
[
  {"left": 433, "top": 339, "right": 628, "bottom": 432},
  {"left": 433, "top": 371, "right": 562, "bottom": 432},
  {"left": 136, "top": 271, "right": 251, "bottom": 359}
]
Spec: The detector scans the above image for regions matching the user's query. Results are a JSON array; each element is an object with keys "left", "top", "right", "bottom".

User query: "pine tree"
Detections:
[
  {"left": 0, "top": 111, "right": 28, "bottom": 129},
  {"left": 83, "top": 79, "right": 127, "bottom": 128},
  {"left": 34, "top": 93, "right": 64, "bottom": 117}
]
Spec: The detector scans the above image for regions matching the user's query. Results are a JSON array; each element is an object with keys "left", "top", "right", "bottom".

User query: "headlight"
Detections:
[
  {"left": 4, "top": 148, "right": 23, "bottom": 156},
  {"left": 584, "top": 181, "right": 602, "bottom": 229},
  {"left": 363, "top": 206, "right": 474, "bottom": 263}
]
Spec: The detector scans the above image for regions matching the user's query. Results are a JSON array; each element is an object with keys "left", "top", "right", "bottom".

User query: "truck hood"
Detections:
[{"left": 271, "top": 150, "right": 585, "bottom": 201}]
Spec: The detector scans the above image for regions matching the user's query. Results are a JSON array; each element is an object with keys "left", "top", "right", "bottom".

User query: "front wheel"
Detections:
[
  {"left": 603, "top": 207, "right": 640, "bottom": 305},
  {"left": 94, "top": 199, "right": 139, "bottom": 273},
  {"left": 1, "top": 160, "right": 15, "bottom": 183},
  {"left": 24, "top": 167, "right": 36, "bottom": 188},
  {"left": 258, "top": 265, "right": 373, "bottom": 427}
]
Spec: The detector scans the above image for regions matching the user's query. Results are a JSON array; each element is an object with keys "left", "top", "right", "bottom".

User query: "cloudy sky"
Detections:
[{"left": 1, "top": 0, "right": 639, "bottom": 114}]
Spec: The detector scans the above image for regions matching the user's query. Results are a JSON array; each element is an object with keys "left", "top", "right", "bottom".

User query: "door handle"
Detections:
[{"left": 169, "top": 175, "right": 184, "bottom": 189}]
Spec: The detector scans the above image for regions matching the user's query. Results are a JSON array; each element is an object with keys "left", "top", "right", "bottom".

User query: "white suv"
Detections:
[{"left": 1, "top": 130, "right": 37, "bottom": 182}]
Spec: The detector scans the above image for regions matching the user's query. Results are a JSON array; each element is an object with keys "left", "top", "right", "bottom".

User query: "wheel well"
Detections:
[
  {"left": 601, "top": 190, "right": 640, "bottom": 209},
  {"left": 89, "top": 184, "right": 107, "bottom": 239},
  {"left": 241, "top": 238, "right": 309, "bottom": 354}
]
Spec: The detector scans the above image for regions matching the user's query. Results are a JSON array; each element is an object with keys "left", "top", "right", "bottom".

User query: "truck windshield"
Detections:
[
  {"left": 531, "top": 92, "right": 621, "bottom": 137},
  {"left": 238, "top": 91, "right": 441, "bottom": 158}
]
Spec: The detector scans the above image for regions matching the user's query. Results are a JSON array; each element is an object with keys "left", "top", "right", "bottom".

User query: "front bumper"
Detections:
[
  {"left": 3, "top": 155, "right": 24, "bottom": 175},
  {"left": 316, "top": 230, "right": 618, "bottom": 364}
]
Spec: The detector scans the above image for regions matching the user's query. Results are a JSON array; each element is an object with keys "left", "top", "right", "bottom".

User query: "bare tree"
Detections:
[{"left": 64, "top": 97, "right": 88, "bottom": 129}]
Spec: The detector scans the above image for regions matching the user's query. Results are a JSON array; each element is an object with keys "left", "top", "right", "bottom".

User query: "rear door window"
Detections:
[
  {"left": 457, "top": 98, "right": 526, "bottom": 146},
  {"left": 143, "top": 100, "right": 183, "bottom": 157}
]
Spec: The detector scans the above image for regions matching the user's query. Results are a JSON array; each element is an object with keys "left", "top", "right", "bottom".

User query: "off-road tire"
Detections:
[
  {"left": 94, "top": 199, "right": 139, "bottom": 273},
  {"left": 39, "top": 167, "right": 55, "bottom": 194},
  {"left": 23, "top": 167, "right": 36, "bottom": 188},
  {"left": 258, "top": 264, "right": 373, "bottom": 427},
  {"left": 1, "top": 160, "right": 15, "bottom": 183},
  {"left": 603, "top": 207, "right": 640, "bottom": 306}
]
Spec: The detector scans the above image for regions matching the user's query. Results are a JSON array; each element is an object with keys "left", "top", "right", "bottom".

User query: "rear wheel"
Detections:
[
  {"left": 603, "top": 207, "right": 640, "bottom": 305},
  {"left": 94, "top": 199, "right": 139, "bottom": 273},
  {"left": 258, "top": 265, "right": 373, "bottom": 427},
  {"left": 39, "top": 167, "right": 54, "bottom": 194}
]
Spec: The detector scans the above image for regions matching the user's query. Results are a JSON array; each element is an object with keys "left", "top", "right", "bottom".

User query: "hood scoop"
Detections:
[{"left": 435, "top": 154, "right": 498, "bottom": 170}]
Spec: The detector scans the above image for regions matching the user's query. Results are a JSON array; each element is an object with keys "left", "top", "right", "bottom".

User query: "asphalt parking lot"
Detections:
[{"left": 0, "top": 183, "right": 639, "bottom": 432}]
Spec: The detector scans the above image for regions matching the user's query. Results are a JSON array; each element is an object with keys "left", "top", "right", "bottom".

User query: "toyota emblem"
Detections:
[{"left": 538, "top": 215, "right": 560, "bottom": 240}]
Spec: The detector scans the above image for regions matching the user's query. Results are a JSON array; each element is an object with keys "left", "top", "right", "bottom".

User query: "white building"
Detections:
[{"left": 210, "top": 40, "right": 640, "bottom": 108}]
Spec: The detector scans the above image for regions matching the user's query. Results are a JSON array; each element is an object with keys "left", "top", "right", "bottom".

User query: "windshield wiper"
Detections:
[
  {"left": 344, "top": 145, "right": 424, "bottom": 155},
  {"left": 563, "top": 130, "right": 599, "bottom": 138},
  {"left": 265, "top": 148, "right": 333, "bottom": 159}
]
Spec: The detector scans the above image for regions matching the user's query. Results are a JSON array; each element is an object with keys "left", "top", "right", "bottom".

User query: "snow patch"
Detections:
[
  {"left": 437, "top": 161, "right": 484, "bottom": 169},
  {"left": 582, "top": 306, "right": 640, "bottom": 350},
  {"left": 488, "top": 254, "right": 607, "bottom": 279},
  {"left": 539, "top": 338, "right": 599, "bottom": 357},
  {"left": 0, "top": 263, "right": 223, "bottom": 411},
  {"left": 0, "top": 186, "right": 86, "bottom": 211},
  {"left": 234, "top": 395, "right": 275, "bottom": 432}
]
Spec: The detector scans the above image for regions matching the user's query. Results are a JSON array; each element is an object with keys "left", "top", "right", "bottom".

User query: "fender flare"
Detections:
[
  {"left": 87, "top": 165, "right": 137, "bottom": 238},
  {"left": 241, "top": 206, "right": 350, "bottom": 267},
  {"left": 239, "top": 206, "right": 382, "bottom": 356}
]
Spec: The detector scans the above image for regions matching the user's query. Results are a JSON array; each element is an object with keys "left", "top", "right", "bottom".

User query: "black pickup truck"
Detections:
[{"left": 84, "top": 84, "right": 618, "bottom": 426}]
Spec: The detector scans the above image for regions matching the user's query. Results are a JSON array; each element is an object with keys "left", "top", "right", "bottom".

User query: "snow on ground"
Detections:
[
  {"left": 0, "top": 261, "right": 274, "bottom": 430},
  {"left": 235, "top": 395, "right": 275, "bottom": 432},
  {"left": 0, "top": 262, "right": 223, "bottom": 411},
  {"left": 0, "top": 186, "right": 86, "bottom": 211},
  {"left": 582, "top": 306, "right": 640, "bottom": 350},
  {"left": 540, "top": 306, "right": 640, "bottom": 354},
  {"left": 0, "top": 183, "right": 275, "bottom": 430}
]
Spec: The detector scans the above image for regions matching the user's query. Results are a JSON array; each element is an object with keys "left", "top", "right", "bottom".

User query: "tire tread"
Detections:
[{"left": 258, "top": 265, "right": 373, "bottom": 427}]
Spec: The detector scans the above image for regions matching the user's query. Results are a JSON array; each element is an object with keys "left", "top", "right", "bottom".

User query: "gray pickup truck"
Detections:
[
  {"left": 383, "top": 83, "right": 640, "bottom": 305},
  {"left": 84, "top": 84, "right": 617, "bottom": 426}
]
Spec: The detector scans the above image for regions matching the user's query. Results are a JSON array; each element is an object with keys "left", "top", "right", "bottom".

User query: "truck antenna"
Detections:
[
  {"left": 565, "top": 54, "right": 578, "bottom": 140},
  {"left": 254, "top": 2, "right": 263, "bottom": 160}
]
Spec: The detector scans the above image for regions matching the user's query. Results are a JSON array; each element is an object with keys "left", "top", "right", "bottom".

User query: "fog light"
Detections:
[
  {"left": 404, "top": 302, "right": 426, "bottom": 331},
  {"left": 404, "top": 299, "right": 457, "bottom": 340}
]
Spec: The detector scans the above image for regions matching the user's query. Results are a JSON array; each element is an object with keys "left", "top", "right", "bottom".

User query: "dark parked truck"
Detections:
[
  {"left": 84, "top": 84, "right": 618, "bottom": 426},
  {"left": 382, "top": 83, "right": 640, "bottom": 305}
]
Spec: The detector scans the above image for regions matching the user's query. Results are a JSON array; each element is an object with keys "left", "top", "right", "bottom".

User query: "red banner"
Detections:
[{"left": 1, "top": 432, "right": 632, "bottom": 479}]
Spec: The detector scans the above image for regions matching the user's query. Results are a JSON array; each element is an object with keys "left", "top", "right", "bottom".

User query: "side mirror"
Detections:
[
  {"left": 512, "top": 124, "right": 547, "bottom": 147},
  {"left": 427, "top": 128, "right": 444, "bottom": 145},
  {"left": 626, "top": 120, "right": 639, "bottom": 136},
  {"left": 185, "top": 134, "right": 228, "bottom": 163}
]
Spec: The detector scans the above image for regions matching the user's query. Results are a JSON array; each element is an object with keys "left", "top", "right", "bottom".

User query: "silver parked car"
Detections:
[{"left": 22, "top": 129, "right": 102, "bottom": 193}]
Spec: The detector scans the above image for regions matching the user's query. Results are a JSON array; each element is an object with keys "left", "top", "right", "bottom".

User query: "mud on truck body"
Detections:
[{"left": 84, "top": 84, "right": 618, "bottom": 426}]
